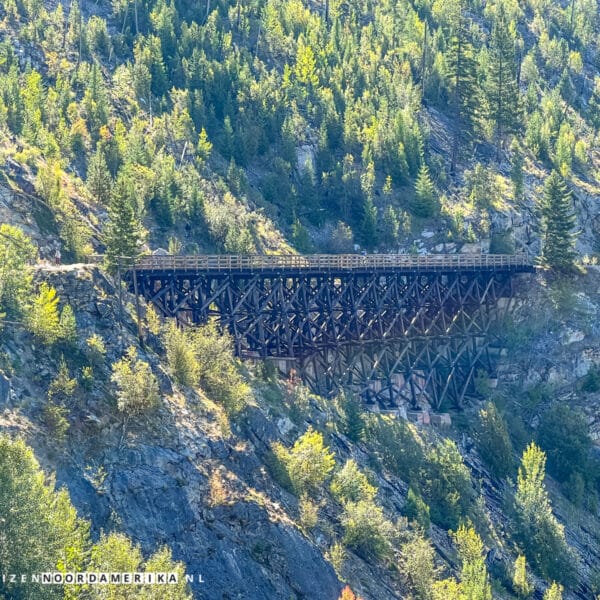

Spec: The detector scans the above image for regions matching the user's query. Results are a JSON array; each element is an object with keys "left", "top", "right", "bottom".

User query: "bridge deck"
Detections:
[{"left": 132, "top": 253, "right": 535, "bottom": 273}]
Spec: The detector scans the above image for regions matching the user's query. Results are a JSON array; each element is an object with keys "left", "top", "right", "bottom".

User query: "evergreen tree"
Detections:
[
  {"left": 336, "top": 391, "right": 365, "bottom": 442},
  {"left": 453, "top": 524, "right": 492, "bottom": 600},
  {"left": 446, "top": 0, "right": 480, "bottom": 173},
  {"left": 543, "top": 582, "right": 563, "bottom": 600},
  {"left": 486, "top": 5, "right": 522, "bottom": 154},
  {"left": 86, "top": 149, "right": 112, "bottom": 204},
  {"left": 412, "top": 162, "right": 437, "bottom": 217},
  {"left": 360, "top": 197, "right": 378, "bottom": 248},
  {"left": 381, "top": 205, "right": 400, "bottom": 246},
  {"left": 104, "top": 177, "right": 146, "bottom": 272},
  {"left": 540, "top": 171, "right": 577, "bottom": 270},
  {"left": 513, "top": 555, "right": 533, "bottom": 599},
  {"left": 514, "top": 443, "right": 577, "bottom": 584}
]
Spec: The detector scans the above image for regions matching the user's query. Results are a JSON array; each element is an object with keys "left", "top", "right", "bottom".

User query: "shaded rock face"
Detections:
[
  {"left": 56, "top": 436, "right": 340, "bottom": 600},
  {"left": 19, "top": 266, "right": 342, "bottom": 600}
]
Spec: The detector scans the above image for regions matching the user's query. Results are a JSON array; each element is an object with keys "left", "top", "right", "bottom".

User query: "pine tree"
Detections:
[
  {"left": 486, "top": 5, "right": 521, "bottom": 155},
  {"left": 453, "top": 524, "right": 492, "bottom": 600},
  {"left": 514, "top": 443, "right": 577, "bottom": 584},
  {"left": 513, "top": 555, "right": 533, "bottom": 599},
  {"left": 412, "top": 162, "right": 437, "bottom": 217},
  {"left": 540, "top": 171, "right": 577, "bottom": 270},
  {"left": 446, "top": 0, "right": 480, "bottom": 173},
  {"left": 104, "top": 177, "right": 146, "bottom": 272},
  {"left": 86, "top": 149, "right": 112, "bottom": 204},
  {"left": 381, "top": 205, "right": 400, "bottom": 245}
]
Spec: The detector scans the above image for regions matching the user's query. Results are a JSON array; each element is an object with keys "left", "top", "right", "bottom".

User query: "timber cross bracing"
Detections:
[{"left": 126, "top": 253, "right": 534, "bottom": 409}]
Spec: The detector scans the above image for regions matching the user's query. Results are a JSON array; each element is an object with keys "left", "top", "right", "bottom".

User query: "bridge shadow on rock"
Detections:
[{"left": 126, "top": 253, "right": 534, "bottom": 411}]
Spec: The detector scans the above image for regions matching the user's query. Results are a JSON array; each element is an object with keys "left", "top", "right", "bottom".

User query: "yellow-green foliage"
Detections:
[
  {"left": 276, "top": 427, "right": 335, "bottom": 495},
  {"left": 399, "top": 532, "right": 438, "bottom": 600},
  {"left": 163, "top": 320, "right": 199, "bottom": 388},
  {"left": 0, "top": 224, "right": 36, "bottom": 315},
  {"left": 88, "top": 533, "right": 192, "bottom": 599},
  {"left": 111, "top": 347, "right": 160, "bottom": 415},
  {"left": 190, "top": 321, "right": 250, "bottom": 414},
  {"left": 433, "top": 525, "right": 491, "bottom": 600},
  {"left": 28, "top": 283, "right": 60, "bottom": 344},
  {"left": 341, "top": 499, "right": 395, "bottom": 560},
  {"left": 0, "top": 436, "right": 89, "bottom": 599},
  {"left": 330, "top": 459, "right": 376, "bottom": 504},
  {"left": 543, "top": 582, "right": 563, "bottom": 600}
]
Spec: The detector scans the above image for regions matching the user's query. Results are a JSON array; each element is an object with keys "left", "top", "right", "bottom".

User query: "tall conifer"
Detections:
[
  {"left": 487, "top": 5, "right": 521, "bottom": 155},
  {"left": 541, "top": 171, "right": 577, "bottom": 270},
  {"left": 104, "top": 177, "right": 146, "bottom": 272},
  {"left": 447, "top": 0, "right": 480, "bottom": 173}
]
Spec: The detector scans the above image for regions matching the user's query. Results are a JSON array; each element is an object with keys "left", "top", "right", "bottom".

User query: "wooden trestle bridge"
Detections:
[{"left": 125, "top": 253, "right": 535, "bottom": 410}]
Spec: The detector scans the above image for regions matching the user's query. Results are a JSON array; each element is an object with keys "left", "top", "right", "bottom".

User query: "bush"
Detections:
[
  {"left": 27, "top": 283, "right": 60, "bottom": 344},
  {"left": 330, "top": 459, "right": 377, "bottom": 504},
  {"left": 420, "top": 440, "right": 474, "bottom": 530},
  {"left": 299, "top": 494, "right": 319, "bottom": 530},
  {"left": 399, "top": 532, "right": 438, "bottom": 600},
  {"left": 85, "top": 334, "right": 107, "bottom": 367},
  {"left": 111, "top": 347, "right": 160, "bottom": 415},
  {"left": 403, "top": 487, "right": 431, "bottom": 531},
  {"left": 279, "top": 428, "right": 335, "bottom": 496},
  {"left": 581, "top": 367, "right": 600, "bottom": 392},
  {"left": 537, "top": 403, "right": 591, "bottom": 482},
  {"left": 365, "top": 415, "right": 424, "bottom": 481},
  {"left": 191, "top": 322, "right": 250, "bottom": 414},
  {"left": 476, "top": 401, "right": 514, "bottom": 479},
  {"left": 163, "top": 320, "right": 199, "bottom": 387},
  {"left": 0, "top": 436, "right": 88, "bottom": 598},
  {"left": 0, "top": 224, "right": 37, "bottom": 316},
  {"left": 341, "top": 500, "right": 394, "bottom": 559}
]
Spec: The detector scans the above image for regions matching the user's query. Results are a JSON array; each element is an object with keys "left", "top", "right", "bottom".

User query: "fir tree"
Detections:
[
  {"left": 486, "top": 5, "right": 522, "bottom": 155},
  {"left": 412, "top": 162, "right": 437, "bottom": 217},
  {"left": 541, "top": 171, "right": 577, "bottom": 270},
  {"left": 381, "top": 205, "right": 400, "bottom": 245},
  {"left": 446, "top": 0, "right": 480, "bottom": 173},
  {"left": 86, "top": 149, "right": 112, "bottom": 204},
  {"left": 104, "top": 177, "right": 146, "bottom": 272}
]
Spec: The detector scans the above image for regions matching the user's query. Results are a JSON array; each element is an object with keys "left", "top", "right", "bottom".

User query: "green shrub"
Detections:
[
  {"left": 513, "top": 443, "right": 577, "bottom": 585},
  {"left": 365, "top": 414, "right": 424, "bottom": 481},
  {"left": 399, "top": 532, "right": 438, "bottom": 600},
  {"left": 476, "top": 401, "right": 514, "bottom": 479},
  {"left": 330, "top": 459, "right": 376, "bottom": 504},
  {"left": 420, "top": 440, "right": 474, "bottom": 530},
  {"left": 537, "top": 403, "right": 591, "bottom": 482},
  {"left": 85, "top": 334, "right": 107, "bottom": 367},
  {"left": 335, "top": 391, "right": 364, "bottom": 442},
  {"left": 581, "top": 367, "right": 600, "bottom": 392},
  {"left": 191, "top": 322, "right": 250, "bottom": 414},
  {"left": 27, "top": 283, "right": 60, "bottom": 344},
  {"left": 163, "top": 320, "right": 199, "bottom": 387},
  {"left": 111, "top": 347, "right": 160, "bottom": 415},
  {"left": 403, "top": 487, "right": 431, "bottom": 531},
  {"left": 42, "top": 402, "right": 70, "bottom": 443},
  {"left": 276, "top": 428, "right": 335, "bottom": 496},
  {"left": 341, "top": 500, "right": 394, "bottom": 559}
]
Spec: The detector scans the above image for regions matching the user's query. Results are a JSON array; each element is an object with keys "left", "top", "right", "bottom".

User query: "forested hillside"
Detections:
[
  {"left": 0, "top": 0, "right": 600, "bottom": 599},
  {"left": 0, "top": 0, "right": 597, "bottom": 258}
]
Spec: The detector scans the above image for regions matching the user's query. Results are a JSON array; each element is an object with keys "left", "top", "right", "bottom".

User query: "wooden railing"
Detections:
[{"left": 132, "top": 253, "right": 534, "bottom": 272}]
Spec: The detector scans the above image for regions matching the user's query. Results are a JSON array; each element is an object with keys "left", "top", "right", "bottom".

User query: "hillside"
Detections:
[{"left": 0, "top": 0, "right": 600, "bottom": 598}]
